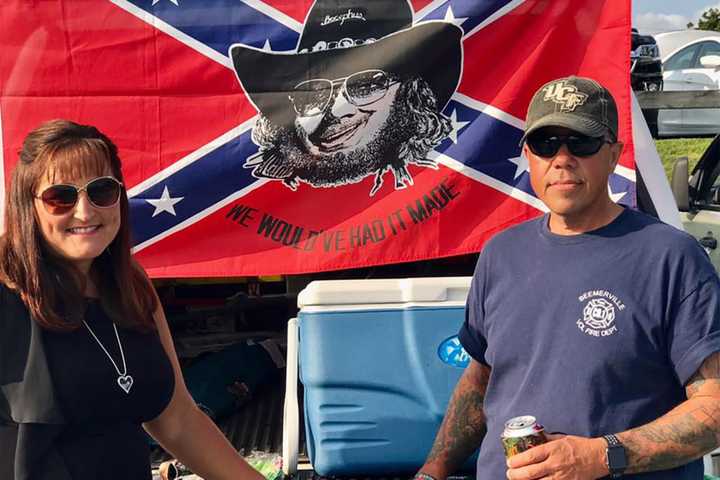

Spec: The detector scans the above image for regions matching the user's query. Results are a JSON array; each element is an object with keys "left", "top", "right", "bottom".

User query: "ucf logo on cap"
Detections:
[{"left": 543, "top": 80, "right": 589, "bottom": 112}]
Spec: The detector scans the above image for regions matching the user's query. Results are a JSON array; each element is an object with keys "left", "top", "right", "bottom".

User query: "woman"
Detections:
[{"left": 0, "top": 120, "right": 265, "bottom": 480}]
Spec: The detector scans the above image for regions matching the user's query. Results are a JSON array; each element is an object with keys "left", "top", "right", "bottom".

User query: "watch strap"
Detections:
[
  {"left": 603, "top": 434, "right": 627, "bottom": 478},
  {"left": 603, "top": 433, "right": 621, "bottom": 447}
]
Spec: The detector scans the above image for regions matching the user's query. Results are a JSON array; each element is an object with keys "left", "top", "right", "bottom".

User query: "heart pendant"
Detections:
[{"left": 117, "top": 374, "right": 134, "bottom": 394}]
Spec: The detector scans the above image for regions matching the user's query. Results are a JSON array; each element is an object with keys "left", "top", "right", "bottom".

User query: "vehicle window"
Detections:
[
  {"left": 699, "top": 41, "right": 720, "bottom": 63},
  {"left": 700, "top": 139, "right": 720, "bottom": 206},
  {"left": 710, "top": 176, "right": 720, "bottom": 205},
  {"left": 664, "top": 44, "right": 702, "bottom": 71}
]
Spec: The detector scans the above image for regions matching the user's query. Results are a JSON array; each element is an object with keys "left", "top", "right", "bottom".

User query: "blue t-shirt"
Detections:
[{"left": 459, "top": 208, "right": 720, "bottom": 480}]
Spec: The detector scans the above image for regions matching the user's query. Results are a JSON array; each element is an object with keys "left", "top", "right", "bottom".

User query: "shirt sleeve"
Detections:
[
  {"left": 458, "top": 252, "right": 489, "bottom": 366},
  {"left": 669, "top": 273, "right": 720, "bottom": 385},
  {"left": 0, "top": 286, "right": 29, "bottom": 387}
]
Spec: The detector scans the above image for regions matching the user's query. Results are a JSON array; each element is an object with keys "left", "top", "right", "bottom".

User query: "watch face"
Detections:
[{"left": 608, "top": 444, "right": 628, "bottom": 471}]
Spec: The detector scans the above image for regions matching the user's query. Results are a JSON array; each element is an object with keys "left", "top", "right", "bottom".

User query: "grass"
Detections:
[{"left": 655, "top": 137, "right": 713, "bottom": 180}]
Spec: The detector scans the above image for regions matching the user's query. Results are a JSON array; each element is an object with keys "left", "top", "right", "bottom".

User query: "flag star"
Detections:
[
  {"left": 262, "top": 39, "right": 273, "bottom": 52},
  {"left": 152, "top": 0, "right": 179, "bottom": 5},
  {"left": 508, "top": 151, "right": 529, "bottom": 180},
  {"left": 146, "top": 186, "right": 184, "bottom": 217},
  {"left": 443, "top": 6, "right": 469, "bottom": 28},
  {"left": 609, "top": 184, "right": 627, "bottom": 203},
  {"left": 448, "top": 109, "right": 470, "bottom": 144}
]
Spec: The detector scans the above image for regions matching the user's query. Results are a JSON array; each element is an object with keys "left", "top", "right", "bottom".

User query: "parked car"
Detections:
[
  {"left": 655, "top": 31, "right": 720, "bottom": 137},
  {"left": 631, "top": 28, "right": 663, "bottom": 92},
  {"left": 655, "top": 29, "right": 720, "bottom": 58}
]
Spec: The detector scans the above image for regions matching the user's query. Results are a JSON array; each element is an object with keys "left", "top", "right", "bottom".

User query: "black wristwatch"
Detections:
[{"left": 603, "top": 434, "right": 628, "bottom": 478}]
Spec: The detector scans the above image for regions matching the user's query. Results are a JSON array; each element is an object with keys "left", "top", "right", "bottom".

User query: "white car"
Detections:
[{"left": 655, "top": 30, "right": 720, "bottom": 137}]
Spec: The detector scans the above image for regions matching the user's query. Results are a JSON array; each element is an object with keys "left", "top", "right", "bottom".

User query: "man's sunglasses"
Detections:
[
  {"left": 36, "top": 176, "right": 123, "bottom": 215},
  {"left": 288, "top": 69, "right": 400, "bottom": 117},
  {"left": 526, "top": 133, "right": 612, "bottom": 158}
]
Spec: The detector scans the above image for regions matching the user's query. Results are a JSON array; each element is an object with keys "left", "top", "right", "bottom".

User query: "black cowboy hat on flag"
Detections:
[{"left": 228, "top": 0, "right": 463, "bottom": 128}]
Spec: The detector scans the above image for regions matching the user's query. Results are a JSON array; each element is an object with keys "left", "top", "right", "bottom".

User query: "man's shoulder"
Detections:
[
  {"left": 621, "top": 209, "right": 700, "bottom": 250},
  {"left": 620, "top": 210, "right": 717, "bottom": 282},
  {"left": 480, "top": 209, "right": 704, "bottom": 258}
]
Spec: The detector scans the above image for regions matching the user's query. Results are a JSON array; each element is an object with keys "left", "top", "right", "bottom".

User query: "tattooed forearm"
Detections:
[
  {"left": 622, "top": 406, "right": 720, "bottom": 472},
  {"left": 618, "top": 352, "right": 720, "bottom": 474},
  {"left": 424, "top": 361, "right": 489, "bottom": 473},
  {"left": 426, "top": 389, "right": 487, "bottom": 465}
]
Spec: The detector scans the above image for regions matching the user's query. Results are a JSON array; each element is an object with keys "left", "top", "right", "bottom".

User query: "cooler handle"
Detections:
[{"left": 282, "top": 317, "right": 299, "bottom": 475}]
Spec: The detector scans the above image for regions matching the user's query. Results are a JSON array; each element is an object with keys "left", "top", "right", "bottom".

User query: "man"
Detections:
[
  {"left": 229, "top": 0, "right": 461, "bottom": 196},
  {"left": 416, "top": 76, "right": 720, "bottom": 479}
]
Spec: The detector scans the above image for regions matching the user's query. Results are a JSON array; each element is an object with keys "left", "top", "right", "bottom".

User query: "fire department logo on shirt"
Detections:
[{"left": 576, "top": 290, "right": 626, "bottom": 337}]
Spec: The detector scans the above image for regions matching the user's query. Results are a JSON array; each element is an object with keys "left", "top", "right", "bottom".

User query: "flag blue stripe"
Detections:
[
  {"left": 418, "top": 0, "right": 514, "bottom": 34},
  {"left": 609, "top": 175, "right": 636, "bottom": 208},
  {"left": 128, "top": 0, "right": 300, "bottom": 54},
  {"left": 439, "top": 100, "right": 534, "bottom": 195},
  {"left": 130, "top": 131, "right": 260, "bottom": 246}
]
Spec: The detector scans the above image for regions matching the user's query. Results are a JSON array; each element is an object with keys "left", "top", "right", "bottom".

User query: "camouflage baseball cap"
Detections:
[{"left": 521, "top": 76, "right": 618, "bottom": 144}]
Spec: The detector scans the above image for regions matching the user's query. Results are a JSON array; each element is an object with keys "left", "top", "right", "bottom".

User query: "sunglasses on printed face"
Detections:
[
  {"left": 526, "top": 132, "right": 612, "bottom": 158},
  {"left": 288, "top": 69, "right": 400, "bottom": 117},
  {"left": 36, "top": 176, "right": 124, "bottom": 215}
]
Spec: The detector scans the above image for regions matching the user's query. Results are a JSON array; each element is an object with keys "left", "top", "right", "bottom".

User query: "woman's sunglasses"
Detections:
[
  {"left": 288, "top": 69, "right": 400, "bottom": 117},
  {"left": 526, "top": 133, "right": 612, "bottom": 158},
  {"left": 36, "top": 176, "right": 123, "bottom": 215}
]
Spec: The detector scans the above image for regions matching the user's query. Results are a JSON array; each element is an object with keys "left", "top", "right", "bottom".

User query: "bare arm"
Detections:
[
  {"left": 618, "top": 351, "right": 720, "bottom": 474},
  {"left": 143, "top": 290, "right": 263, "bottom": 480},
  {"left": 418, "top": 359, "right": 490, "bottom": 480},
  {"left": 507, "top": 352, "right": 720, "bottom": 479}
]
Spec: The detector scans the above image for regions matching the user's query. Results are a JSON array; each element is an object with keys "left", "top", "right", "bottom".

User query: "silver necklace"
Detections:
[{"left": 82, "top": 320, "right": 133, "bottom": 394}]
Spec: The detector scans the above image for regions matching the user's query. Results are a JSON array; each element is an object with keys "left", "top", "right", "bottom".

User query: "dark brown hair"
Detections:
[{"left": 0, "top": 119, "right": 158, "bottom": 331}]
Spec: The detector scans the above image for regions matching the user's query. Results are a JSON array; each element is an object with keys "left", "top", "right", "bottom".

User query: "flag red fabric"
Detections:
[{"left": 0, "top": 0, "right": 632, "bottom": 277}]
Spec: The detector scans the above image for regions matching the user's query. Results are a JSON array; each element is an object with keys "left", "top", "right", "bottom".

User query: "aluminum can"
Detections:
[{"left": 501, "top": 415, "right": 547, "bottom": 457}]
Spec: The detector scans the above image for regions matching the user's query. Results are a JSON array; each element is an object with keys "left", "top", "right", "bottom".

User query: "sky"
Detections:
[{"left": 634, "top": 0, "right": 720, "bottom": 34}]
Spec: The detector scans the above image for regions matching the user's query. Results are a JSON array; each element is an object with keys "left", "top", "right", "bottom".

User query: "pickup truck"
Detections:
[
  {"left": 668, "top": 132, "right": 720, "bottom": 478},
  {"left": 671, "top": 134, "right": 720, "bottom": 266},
  {"left": 631, "top": 28, "right": 663, "bottom": 93}
]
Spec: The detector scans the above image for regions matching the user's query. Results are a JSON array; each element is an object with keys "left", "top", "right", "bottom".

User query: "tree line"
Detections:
[{"left": 687, "top": 8, "right": 720, "bottom": 31}]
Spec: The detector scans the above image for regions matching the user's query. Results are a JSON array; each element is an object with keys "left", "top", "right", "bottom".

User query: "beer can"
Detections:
[{"left": 501, "top": 415, "right": 547, "bottom": 457}]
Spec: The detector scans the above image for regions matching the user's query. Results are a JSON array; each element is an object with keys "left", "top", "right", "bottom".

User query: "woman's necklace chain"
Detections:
[{"left": 82, "top": 320, "right": 134, "bottom": 394}]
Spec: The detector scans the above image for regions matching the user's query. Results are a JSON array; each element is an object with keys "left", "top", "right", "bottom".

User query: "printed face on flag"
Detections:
[
  {"left": 292, "top": 71, "right": 402, "bottom": 155},
  {"left": 0, "top": 0, "right": 634, "bottom": 277},
  {"left": 230, "top": 0, "right": 463, "bottom": 196},
  {"left": 249, "top": 72, "right": 418, "bottom": 196}
]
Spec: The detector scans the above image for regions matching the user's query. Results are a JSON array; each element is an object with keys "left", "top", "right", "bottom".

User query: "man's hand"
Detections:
[{"left": 505, "top": 434, "right": 608, "bottom": 480}]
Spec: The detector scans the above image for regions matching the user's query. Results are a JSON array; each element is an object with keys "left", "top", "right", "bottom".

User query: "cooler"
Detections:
[{"left": 290, "top": 277, "right": 474, "bottom": 475}]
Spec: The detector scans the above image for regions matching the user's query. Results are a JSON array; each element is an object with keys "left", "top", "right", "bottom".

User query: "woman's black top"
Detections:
[{"left": 41, "top": 299, "right": 175, "bottom": 479}]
